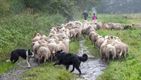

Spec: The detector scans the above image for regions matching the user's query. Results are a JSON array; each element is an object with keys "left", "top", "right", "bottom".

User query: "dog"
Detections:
[
  {"left": 54, "top": 50, "right": 88, "bottom": 75},
  {"left": 10, "top": 49, "right": 34, "bottom": 67}
]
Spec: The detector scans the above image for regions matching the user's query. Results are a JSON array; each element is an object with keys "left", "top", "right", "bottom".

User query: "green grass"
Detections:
[
  {"left": 84, "top": 37, "right": 99, "bottom": 57},
  {"left": 69, "top": 40, "right": 80, "bottom": 53},
  {"left": 21, "top": 63, "right": 75, "bottom": 80},
  {"left": 0, "top": 61, "right": 14, "bottom": 74},
  {"left": 87, "top": 14, "right": 141, "bottom": 24},
  {"left": 97, "top": 14, "right": 128, "bottom": 24}
]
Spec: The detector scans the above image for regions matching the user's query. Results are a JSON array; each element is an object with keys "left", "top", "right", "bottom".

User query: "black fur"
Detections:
[
  {"left": 54, "top": 50, "right": 88, "bottom": 75},
  {"left": 10, "top": 49, "right": 33, "bottom": 63}
]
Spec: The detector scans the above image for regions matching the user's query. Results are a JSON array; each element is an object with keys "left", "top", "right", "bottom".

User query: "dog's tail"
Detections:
[{"left": 79, "top": 54, "right": 88, "bottom": 62}]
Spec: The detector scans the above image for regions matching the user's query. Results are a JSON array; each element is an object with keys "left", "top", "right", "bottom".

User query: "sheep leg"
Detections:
[
  {"left": 118, "top": 50, "right": 123, "bottom": 59},
  {"left": 44, "top": 57, "right": 47, "bottom": 63},
  {"left": 112, "top": 49, "right": 116, "bottom": 60}
]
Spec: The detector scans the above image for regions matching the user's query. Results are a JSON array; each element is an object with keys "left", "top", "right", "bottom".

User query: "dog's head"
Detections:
[
  {"left": 54, "top": 50, "right": 65, "bottom": 60},
  {"left": 27, "top": 49, "right": 34, "bottom": 58}
]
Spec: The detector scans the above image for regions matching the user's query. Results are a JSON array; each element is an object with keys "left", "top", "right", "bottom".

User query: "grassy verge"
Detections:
[
  {"left": 86, "top": 13, "right": 141, "bottom": 24},
  {"left": 21, "top": 63, "right": 75, "bottom": 80},
  {"left": 0, "top": 61, "right": 15, "bottom": 74},
  {"left": 69, "top": 40, "right": 80, "bottom": 53},
  {"left": 84, "top": 37, "right": 99, "bottom": 57}
]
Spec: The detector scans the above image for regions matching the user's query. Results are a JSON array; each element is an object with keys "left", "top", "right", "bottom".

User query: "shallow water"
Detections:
[
  {"left": 74, "top": 40, "right": 106, "bottom": 80},
  {"left": 0, "top": 59, "right": 38, "bottom": 80}
]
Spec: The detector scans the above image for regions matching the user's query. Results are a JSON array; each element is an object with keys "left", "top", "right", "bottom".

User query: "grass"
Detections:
[
  {"left": 69, "top": 40, "right": 80, "bottom": 53},
  {"left": 0, "top": 61, "right": 15, "bottom": 74},
  {"left": 87, "top": 13, "right": 141, "bottom": 24},
  {"left": 84, "top": 37, "right": 99, "bottom": 57},
  {"left": 21, "top": 63, "right": 76, "bottom": 80}
]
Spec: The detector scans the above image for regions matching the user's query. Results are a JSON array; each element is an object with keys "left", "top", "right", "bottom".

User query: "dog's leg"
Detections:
[
  {"left": 75, "top": 66, "right": 81, "bottom": 76},
  {"left": 26, "top": 50, "right": 31, "bottom": 67},
  {"left": 65, "top": 65, "right": 69, "bottom": 70},
  {"left": 70, "top": 66, "right": 75, "bottom": 72},
  {"left": 26, "top": 57, "right": 31, "bottom": 68}
]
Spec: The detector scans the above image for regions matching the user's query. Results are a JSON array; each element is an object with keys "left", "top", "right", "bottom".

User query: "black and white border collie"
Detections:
[{"left": 10, "top": 49, "right": 34, "bottom": 67}]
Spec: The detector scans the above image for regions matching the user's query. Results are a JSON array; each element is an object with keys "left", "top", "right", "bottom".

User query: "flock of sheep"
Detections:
[{"left": 31, "top": 20, "right": 128, "bottom": 63}]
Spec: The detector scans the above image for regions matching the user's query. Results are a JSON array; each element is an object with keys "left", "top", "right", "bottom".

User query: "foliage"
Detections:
[{"left": 0, "top": 0, "right": 79, "bottom": 20}]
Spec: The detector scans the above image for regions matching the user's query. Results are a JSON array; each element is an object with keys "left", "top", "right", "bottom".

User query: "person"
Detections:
[
  {"left": 92, "top": 13, "right": 97, "bottom": 23},
  {"left": 82, "top": 10, "right": 88, "bottom": 20}
]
